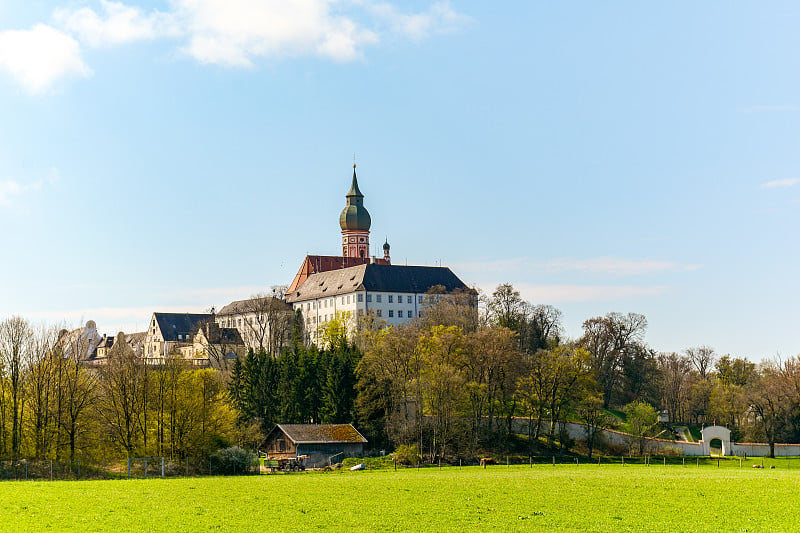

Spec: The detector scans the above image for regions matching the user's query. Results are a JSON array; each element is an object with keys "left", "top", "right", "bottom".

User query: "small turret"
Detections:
[{"left": 383, "top": 238, "right": 391, "bottom": 264}]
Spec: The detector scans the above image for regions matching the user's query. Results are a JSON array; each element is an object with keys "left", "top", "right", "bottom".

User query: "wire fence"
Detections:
[{"left": 0, "top": 457, "right": 261, "bottom": 481}]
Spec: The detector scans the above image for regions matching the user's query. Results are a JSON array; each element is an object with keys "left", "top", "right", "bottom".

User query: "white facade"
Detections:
[{"left": 292, "top": 290, "right": 429, "bottom": 342}]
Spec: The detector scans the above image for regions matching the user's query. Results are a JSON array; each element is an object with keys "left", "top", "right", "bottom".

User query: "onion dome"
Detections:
[
  {"left": 339, "top": 164, "right": 372, "bottom": 231},
  {"left": 383, "top": 239, "right": 390, "bottom": 251}
]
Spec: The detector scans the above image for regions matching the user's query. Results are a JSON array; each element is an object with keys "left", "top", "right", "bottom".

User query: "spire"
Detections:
[
  {"left": 340, "top": 163, "right": 371, "bottom": 231},
  {"left": 347, "top": 163, "right": 363, "bottom": 198}
]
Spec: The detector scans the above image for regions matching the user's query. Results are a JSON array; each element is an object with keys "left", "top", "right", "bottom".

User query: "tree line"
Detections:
[
  {"left": 0, "top": 318, "right": 236, "bottom": 464},
  {"left": 2, "top": 282, "right": 799, "bottom": 463}
]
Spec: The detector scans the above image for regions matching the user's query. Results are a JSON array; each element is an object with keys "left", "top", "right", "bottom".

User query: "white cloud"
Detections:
[
  {"left": 0, "top": 24, "right": 91, "bottom": 93},
  {"left": 544, "top": 257, "right": 700, "bottom": 276},
  {"left": 54, "top": 0, "right": 178, "bottom": 47},
  {"left": 499, "top": 283, "right": 667, "bottom": 304},
  {"left": 366, "top": 1, "right": 469, "bottom": 40},
  {"left": 173, "top": 0, "right": 378, "bottom": 66},
  {"left": 0, "top": 181, "right": 23, "bottom": 205},
  {"left": 761, "top": 177, "right": 800, "bottom": 189},
  {"left": 453, "top": 256, "right": 699, "bottom": 277},
  {"left": 0, "top": 169, "right": 58, "bottom": 205}
]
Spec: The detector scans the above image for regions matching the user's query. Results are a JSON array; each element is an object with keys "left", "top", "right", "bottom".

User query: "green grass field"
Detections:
[{"left": 0, "top": 463, "right": 798, "bottom": 532}]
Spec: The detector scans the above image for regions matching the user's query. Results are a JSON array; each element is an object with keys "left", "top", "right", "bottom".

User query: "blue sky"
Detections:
[{"left": 0, "top": 1, "right": 798, "bottom": 360}]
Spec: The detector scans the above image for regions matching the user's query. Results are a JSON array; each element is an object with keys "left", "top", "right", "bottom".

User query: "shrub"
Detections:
[
  {"left": 392, "top": 444, "right": 421, "bottom": 466},
  {"left": 210, "top": 446, "right": 256, "bottom": 475}
]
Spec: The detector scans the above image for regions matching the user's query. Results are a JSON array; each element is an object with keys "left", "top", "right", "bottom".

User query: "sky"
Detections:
[{"left": 0, "top": 1, "right": 798, "bottom": 361}]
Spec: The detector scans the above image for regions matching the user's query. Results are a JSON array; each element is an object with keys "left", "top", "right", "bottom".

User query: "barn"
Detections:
[{"left": 263, "top": 424, "right": 368, "bottom": 468}]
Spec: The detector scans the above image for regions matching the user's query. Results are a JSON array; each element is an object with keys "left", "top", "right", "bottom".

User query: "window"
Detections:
[
  {"left": 407, "top": 296, "right": 412, "bottom": 304},
  {"left": 357, "top": 294, "right": 363, "bottom": 303},
  {"left": 376, "top": 309, "right": 382, "bottom": 317},
  {"left": 389, "top": 310, "right": 394, "bottom": 318},
  {"left": 366, "top": 294, "right": 372, "bottom": 303},
  {"left": 398, "top": 295, "right": 403, "bottom": 302},
  {"left": 376, "top": 295, "right": 382, "bottom": 303},
  {"left": 388, "top": 295, "right": 394, "bottom": 303},
  {"left": 419, "top": 296, "right": 424, "bottom": 303}
]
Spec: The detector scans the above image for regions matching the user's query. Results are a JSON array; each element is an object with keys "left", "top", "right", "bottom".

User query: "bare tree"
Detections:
[{"left": 685, "top": 345, "right": 716, "bottom": 380}]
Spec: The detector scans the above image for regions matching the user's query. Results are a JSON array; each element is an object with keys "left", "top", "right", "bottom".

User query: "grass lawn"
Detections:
[{"left": 0, "top": 463, "right": 798, "bottom": 532}]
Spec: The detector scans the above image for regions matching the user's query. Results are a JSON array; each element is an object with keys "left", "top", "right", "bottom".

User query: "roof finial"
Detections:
[{"left": 353, "top": 153, "right": 356, "bottom": 169}]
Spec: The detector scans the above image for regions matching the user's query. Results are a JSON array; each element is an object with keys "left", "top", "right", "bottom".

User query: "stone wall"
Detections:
[{"left": 516, "top": 419, "right": 797, "bottom": 457}]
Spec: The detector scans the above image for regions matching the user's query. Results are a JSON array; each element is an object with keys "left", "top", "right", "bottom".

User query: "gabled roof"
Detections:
[
  {"left": 285, "top": 263, "right": 468, "bottom": 302},
  {"left": 153, "top": 313, "right": 213, "bottom": 342},
  {"left": 272, "top": 424, "right": 367, "bottom": 444},
  {"left": 287, "top": 255, "right": 389, "bottom": 294},
  {"left": 217, "top": 296, "right": 289, "bottom": 316},
  {"left": 198, "top": 323, "right": 245, "bottom": 345}
]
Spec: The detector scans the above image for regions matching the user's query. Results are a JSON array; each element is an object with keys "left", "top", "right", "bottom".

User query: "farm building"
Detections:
[{"left": 263, "top": 424, "right": 367, "bottom": 468}]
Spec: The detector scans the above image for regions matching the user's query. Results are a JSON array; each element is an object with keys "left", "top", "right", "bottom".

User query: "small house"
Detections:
[{"left": 263, "top": 424, "right": 367, "bottom": 468}]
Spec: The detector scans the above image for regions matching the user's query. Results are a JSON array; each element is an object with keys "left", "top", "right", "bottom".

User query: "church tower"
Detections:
[{"left": 340, "top": 164, "right": 371, "bottom": 259}]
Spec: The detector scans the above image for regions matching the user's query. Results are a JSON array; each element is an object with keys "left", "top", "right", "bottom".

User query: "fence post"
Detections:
[
  {"left": 162, "top": 457, "right": 165, "bottom": 478},
  {"left": 622, "top": 456, "right": 624, "bottom": 467},
  {"left": 25, "top": 461, "right": 28, "bottom": 480},
  {"left": 144, "top": 458, "right": 148, "bottom": 478},
  {"left": 663, "top": 456, "right": 666, "bottom": 466},
  {"left": 50, "top": 460, "right": 53, "bottom": 481},
  {"left": 552, "top": 456, "right": 555, "bottom": 466},
  {"left": 128, "top": 457, "right": 131, "bottom": 479}
]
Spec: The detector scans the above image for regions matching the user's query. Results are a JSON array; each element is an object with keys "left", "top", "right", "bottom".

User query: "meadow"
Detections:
[{"left": 0, "top": 462, "right": 798, "bottom": 532}]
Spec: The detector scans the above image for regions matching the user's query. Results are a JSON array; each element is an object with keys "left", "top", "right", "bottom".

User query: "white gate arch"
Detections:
[{"left": 701, "top": 426, "right": 731, "bottom": 456}]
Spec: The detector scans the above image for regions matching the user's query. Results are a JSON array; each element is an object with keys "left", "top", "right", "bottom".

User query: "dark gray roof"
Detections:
[
  {"left": 285, "top": 263, "right": 468, "bottom": 302},
  {"left": 154, "top": 313, "right": 213, "bottom": 342},
  {"left": 273, "top": 424, "right": 367, "bottom": 444}
]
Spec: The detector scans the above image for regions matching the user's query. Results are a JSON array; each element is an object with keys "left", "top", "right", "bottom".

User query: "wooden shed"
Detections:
[{"left": 263, "top": 424, "right": 367, "bottom": 467}]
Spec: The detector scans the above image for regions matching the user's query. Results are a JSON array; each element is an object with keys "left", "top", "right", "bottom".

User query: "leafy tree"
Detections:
[
  {"left": 579, "top": 394, "right": 611, "bottom": 459},
  {"left": 579, "top": 312, "right": 648, "bottom": 408},
  {"left": 623, "top": 401, "right": 658, "bottom": 455}
]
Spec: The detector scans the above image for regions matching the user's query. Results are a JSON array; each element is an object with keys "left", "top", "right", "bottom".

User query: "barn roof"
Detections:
[{"left": 273, "top": 424, "right": 367, "bottom": 444}]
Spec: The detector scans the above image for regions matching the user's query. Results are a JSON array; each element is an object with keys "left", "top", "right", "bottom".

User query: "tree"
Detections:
[
  {"left": 623, "top": 401, "right": 658, "bottom": 456},
  {"left": 419, "top": 287, "right": 480, "bottom": 333},
  {"left": 53, "top": 327, "right": 98, "bottom": 462},
  {"left": 579, "top": 312, "right": 648, "bottom": 408},
  {"left": 487, "top": 283, "right": 526, "bottom": 331},
  {"left": 0, "top": 316, "right": 32, "bottom": 458},
  {"left": 237, "top": 287, "right": 293, "bottom": 355},
  {"left": 579, "top": 393, "right": 611, "bottom": 459},
  {"left": 657, "top": 352, "right": 692, "bottom": 423},
  {"left": 25, "top": 325, "right": 60, "bottom": 459},
  {"left": 686, "top": 346, "right": 715, "bottom": 380},
  {"left": 745, "top": 361, "right": 786, "bottom": 458},
  {"left": 519, "top": 304, "right": 562, "bottom": 353},
  {"left": 98, "top": 332, "right": 147, "bottom": 455}
]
